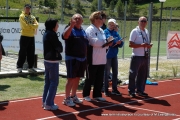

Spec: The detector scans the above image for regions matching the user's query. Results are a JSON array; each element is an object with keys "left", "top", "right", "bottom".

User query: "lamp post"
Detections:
[
  {"left": 156, "top": 0, "right": 166, "bottom": 70},
  {"left": 98, "top": 0, "right": 102, "bottom": 11}
]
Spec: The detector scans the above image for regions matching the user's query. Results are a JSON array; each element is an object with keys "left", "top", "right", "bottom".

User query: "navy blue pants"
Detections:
[
  {"left": 128, "top": 56, "right": 148, "bottom": 93},
  {"left": 42, "top": 61, "right": 59, "bottom": 106}
]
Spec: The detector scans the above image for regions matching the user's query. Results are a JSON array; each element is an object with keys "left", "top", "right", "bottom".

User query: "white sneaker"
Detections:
[
  {"left": 63, "top": 97, "right": 75, "bottom": 107},
  {"left": 84, "top": 96, "right": 91, "bottom": 101},
  {"left": 42, "top": 103, "right": 57, "bottom": 108},
  {"left": 44, "top": 104, "right": 59, "bottom": 111},
  {"left": 17, "top": 68, "right": 22, "bottom": 73},
  {"left": 94, "top": 97, "right": 106, "bottom": 101},
  {"left": 42, "top": 103, "right": 45, "bottom": 108},
  {"left": 72, "top": 95, "right": 83, "bottom": 103}
]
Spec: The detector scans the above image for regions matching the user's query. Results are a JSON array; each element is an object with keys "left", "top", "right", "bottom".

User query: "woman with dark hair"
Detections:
[{"left": 42, "top": 18, "right": 63, "bottom": 110}]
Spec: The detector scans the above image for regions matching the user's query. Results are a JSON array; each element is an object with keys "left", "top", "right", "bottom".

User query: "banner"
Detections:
[
  {"left": 0, "top": 22, "right": 88, "bottom": 60},
  {"left": 167, "top": 31, "right": 180, "bottom": 59}
]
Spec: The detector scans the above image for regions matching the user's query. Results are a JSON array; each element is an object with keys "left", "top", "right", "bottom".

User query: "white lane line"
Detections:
[
  {"left": 173, "top": 118, "right": 180, "bottom": 120},
  {"left": 0, "top": 79, "right": 179, "bottom": 104},
  {"left": 36, "top": 92, "right": 180, "bottom": 120},
  {"left": 0, "top": 92, "right": 79, "bottom": 105},
  {"left": 125, "top": 105, "right": 180, "bottom": 116}
]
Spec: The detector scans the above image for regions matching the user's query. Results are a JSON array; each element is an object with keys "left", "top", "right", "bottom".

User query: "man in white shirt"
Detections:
[{"left": 128, "top": 16, "right": 153, "bottom": 98}]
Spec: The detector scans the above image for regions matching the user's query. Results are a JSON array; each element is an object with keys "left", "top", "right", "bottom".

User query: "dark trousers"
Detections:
[
  {"left": 83, "top": 64, "right": 105, "bottom": 98},
  {"left": 128, "top": 56, "right": 148, "bottom": 93},
  {"left": 17, "top": 36, "right": 35, "bottom": 68}
]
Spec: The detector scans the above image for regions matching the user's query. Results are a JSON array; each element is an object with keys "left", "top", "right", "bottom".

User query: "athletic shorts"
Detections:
[{"left": 65, "top": 59, "right": 87, "bottom": 78}]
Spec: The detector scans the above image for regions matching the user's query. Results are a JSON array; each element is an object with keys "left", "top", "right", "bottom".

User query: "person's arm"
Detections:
[
  {"left": 63, "top": 19, "right": 76, "bottom": 40},
  {"left": 19, "top": 15, "right": 32, "bottom": 29},
  {"left": 31, "top": 17, "right": 39, "bottom": 29},
  {"left": 86, "top": 27, "right": 106, "bottom": 48},
  {"left": 19, "top": 15, "right": 38, "bottom": 29},
  {"left": 129, "top": 30, "right": 151, "bottom": 48}
]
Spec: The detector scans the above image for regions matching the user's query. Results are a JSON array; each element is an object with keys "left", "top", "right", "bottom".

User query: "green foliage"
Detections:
[
  {"left": 153, "top": 72, "right": 159, "bottom": 78},
  {"left": 116, "top": 0, "right": 124, "bottom": 18},
  {"left": 128, "top": 0, "right": 137, "bottom": 17},
  {"left": 91, "top": 0, "right": 98, "bottom": 12},
  {"left": 44, "top": 0, "right": 49, "bottom": 7},
  {"left": 172, "top": 66, "right": 178, "bottom": 77},
  {"left": 48, "top": 0, "right": 57, "bottom": 11},
  {"left": 74, "top": 0, "right": 85, "bottom": 16},
  {"left": 39, "top": 0, "right": 44, "bottom": 6},
  {"left": 64, "top": 0, "right": 73, "bottom": 14},
  {"left": 104, "top": 0, "right": 118, "bottom": 7},
  {"left": 109, "top": 1, "right": 115, "bottom": 13},
  {"left": 152, "top": 6, "right": 158, "bottom": 16}
]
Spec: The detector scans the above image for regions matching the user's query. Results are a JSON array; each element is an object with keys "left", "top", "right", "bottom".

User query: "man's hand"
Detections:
[
  {"left": 141, "top": 43, "right": 153, "bottom": 48},
  {"left": 70, "top": 18, "right": 76, "bottom": 28}
]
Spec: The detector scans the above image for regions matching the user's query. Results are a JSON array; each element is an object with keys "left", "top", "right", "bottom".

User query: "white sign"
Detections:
[
  {"left": 167, "top": 31, "right": 180, "bottom": 59},
  {"left": 0, "top": 22, "right": 89, "bottom": 60}
]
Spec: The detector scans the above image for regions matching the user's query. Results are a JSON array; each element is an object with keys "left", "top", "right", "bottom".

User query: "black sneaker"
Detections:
[
  {"left": 111, "top": 90, "right": 122, "bottom": 96},
  {"left": 136, "top": 91, "right": 148, "bottom": 97},
  {"left": 129, "top": 92, "right": 136, "bottom": 98}
]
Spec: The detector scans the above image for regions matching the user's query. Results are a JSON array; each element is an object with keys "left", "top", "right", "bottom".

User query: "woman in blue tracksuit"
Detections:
[{"left": 104, "top": 19, "right": 124, "bottom": 96}]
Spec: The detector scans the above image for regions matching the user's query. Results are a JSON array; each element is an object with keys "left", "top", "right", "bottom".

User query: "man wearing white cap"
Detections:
[{"left": 104, "top": 18, "right": 124, "bottom": 96}]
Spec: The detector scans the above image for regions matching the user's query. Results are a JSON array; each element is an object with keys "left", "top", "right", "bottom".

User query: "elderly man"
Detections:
[
  {"left": 128, "top": 16, "right": 153, "bottom": 98},
  {"left": 62, "top": 13, "right": 89, "bottom": 106}
]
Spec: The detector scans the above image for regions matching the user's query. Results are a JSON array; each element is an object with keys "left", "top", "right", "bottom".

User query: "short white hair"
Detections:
[
  {"left": 72, "top": 13, "right": 83, "bottom": 19},
  {"left": 138, "top": 16, "right": 147, "bottom": 21}
]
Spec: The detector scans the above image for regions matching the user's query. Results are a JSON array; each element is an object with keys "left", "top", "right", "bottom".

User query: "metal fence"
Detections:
[{"left": 0, "top": 2, "right": 180, "bottom": 80}]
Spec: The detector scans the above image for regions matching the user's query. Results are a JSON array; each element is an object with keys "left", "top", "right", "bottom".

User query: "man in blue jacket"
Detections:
[{"left": 104, "top": 19, "right": 124, "bottom": 96}]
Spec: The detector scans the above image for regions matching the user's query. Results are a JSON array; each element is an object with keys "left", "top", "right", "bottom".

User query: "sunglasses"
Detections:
[
  {"left": 140, "top": 20, "right": 147, "bottom": 23},
  {"left": 95, "top": 16, "right": 103, "bottom": 20}
]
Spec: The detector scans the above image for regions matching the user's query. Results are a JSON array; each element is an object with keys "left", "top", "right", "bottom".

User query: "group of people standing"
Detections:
[
  {"left": 15, "top": 4, "right": 152, "bottom": 111},
  {"left": 41, "top": 10, "right": 153, "bottom": 110}
]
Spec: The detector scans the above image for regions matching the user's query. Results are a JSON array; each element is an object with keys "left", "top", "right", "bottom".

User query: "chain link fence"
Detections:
[{"left": 0, "top": 2, "right": 180, "bottom": 81}]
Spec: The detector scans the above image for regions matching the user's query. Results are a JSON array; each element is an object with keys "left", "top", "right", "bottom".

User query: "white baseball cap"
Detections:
[{"left": 108, "top": 18, "right": 117, "bottom": 25}]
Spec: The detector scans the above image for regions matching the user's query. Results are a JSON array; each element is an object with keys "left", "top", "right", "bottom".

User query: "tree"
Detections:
[
  {"left": 116, "top": 0, "right": 124, "bottom": 18},
  {"left": 44, "top": 0, "right": 50, "bottom": 7},
  {"left": 128, "top": 0, "right": 137, "bottom": 17},
  {"left": 104, "top": 0, "right": 118, "bottom": 7},
  {"left": 48, "top": 0, "right": 57, "bottom": 12},
  {"left": 74, "top": 0, "right": 85, "bottom": 16},
  {"left": 109, "top": 1, "right": 116, "bottom": 17},
  {"left": 63, "top": 0, "right": 72, "bottom": 14},
  {"left": 109, "top": 1, "right": 115, "bottom": 12},
  {"left": 90, "top": 0, "right": 98, "bottom": 12}
]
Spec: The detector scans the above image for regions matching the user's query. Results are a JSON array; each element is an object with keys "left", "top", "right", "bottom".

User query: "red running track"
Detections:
[{"left": 0, "top": 79, "right": 180, "bottom": 120}]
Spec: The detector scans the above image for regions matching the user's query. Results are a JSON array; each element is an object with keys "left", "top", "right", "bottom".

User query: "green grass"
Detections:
[
  {"left": 118, "top": 40, "right": 167, "bottom": 58},
  {"left": 0, "top": 75, "right": 69, "bottom": 101},
  {"left": 0, "top": 0, "right": 180, "bottom": 23}
]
